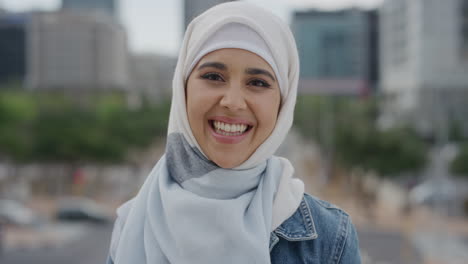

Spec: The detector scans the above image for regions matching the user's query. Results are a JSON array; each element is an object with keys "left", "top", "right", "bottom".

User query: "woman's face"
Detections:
[{"left": 186, "top": 48, "right": 281, "bottom": 168}]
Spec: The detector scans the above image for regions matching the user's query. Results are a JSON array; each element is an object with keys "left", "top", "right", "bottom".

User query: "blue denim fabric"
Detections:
[
  {"left": 107, "top": 193, "right": 361, "bottom": 264},
  {"left": 269, "top": 194, "right": 361, "bottom": 264}
]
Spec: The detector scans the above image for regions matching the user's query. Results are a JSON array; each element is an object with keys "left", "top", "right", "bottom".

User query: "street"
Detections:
[
  {"left": 358, "top": 227, "right": 422, "bottom": 264},
  {"left": 0, "top": 223, "right": 113, "bottom": 264}
]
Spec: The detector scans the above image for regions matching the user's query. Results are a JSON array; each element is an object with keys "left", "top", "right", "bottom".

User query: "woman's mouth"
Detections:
[
  {"left": 208, "top": 118, "right": 253, "bottom": 144},
  {"left": 210, "top": 120, "right": 252, "bottom": 136}
]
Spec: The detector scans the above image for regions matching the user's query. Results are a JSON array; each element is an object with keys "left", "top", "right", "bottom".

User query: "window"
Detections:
[
  {"left": 391, "top": 0, "right": 408, "bottom": 66},
  {"left": 320, "top": 32, "right": 346, "bottom": 77},
  {"left": 461, "top": 0, "right": 468, "bottom": 60}
]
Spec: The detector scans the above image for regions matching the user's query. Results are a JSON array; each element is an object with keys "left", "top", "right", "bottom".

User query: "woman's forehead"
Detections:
[{"left": 197, "top": 48, "right": 275, "bottom": 72}]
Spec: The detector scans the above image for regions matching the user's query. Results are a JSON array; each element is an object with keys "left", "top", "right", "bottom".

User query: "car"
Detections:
[
  {"left": 0, "top": 199, "right": 38, "bottom": 227},
  {"left": 409, "top": 178, "right": 462, "bottom": 206},
  {"left": 55, "top": 197, "right": 112, "bottom": 224}
]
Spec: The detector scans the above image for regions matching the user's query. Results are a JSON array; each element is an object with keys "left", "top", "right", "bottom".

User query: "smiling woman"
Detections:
[
  {"left": 187, "top": 48, "right": 281, "bottom": 168},
  {"left": 107, "top": 2, "right": 361, "bottom": 264}
]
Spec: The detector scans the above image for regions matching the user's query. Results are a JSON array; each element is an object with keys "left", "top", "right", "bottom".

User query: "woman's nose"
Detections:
[{"left": 219, "top": 84, "right": 247, "bottom": 111}]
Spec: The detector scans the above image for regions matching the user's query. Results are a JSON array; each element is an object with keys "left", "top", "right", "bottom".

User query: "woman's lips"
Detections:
[
  {"left": 208, "top": 117, "right": 253, "bottom": 144},
  {"left": 210, "top": 116, "right": 253, "bottom": 126}
]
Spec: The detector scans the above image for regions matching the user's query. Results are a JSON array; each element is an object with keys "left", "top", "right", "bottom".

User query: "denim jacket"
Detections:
[{"left": 107, "top": 193, "right": 361, "bottom": 264}]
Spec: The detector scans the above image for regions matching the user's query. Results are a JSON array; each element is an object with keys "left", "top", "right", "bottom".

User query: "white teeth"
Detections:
[{"left": 213, "top": 121, "right": 249, "bottom": 134}]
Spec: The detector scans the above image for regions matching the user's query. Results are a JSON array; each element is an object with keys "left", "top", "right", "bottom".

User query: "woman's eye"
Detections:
[
  {"left": 249, "top": 79, "right": 271, "bottom": 88},
  {"left": 201, "top": 73, "right": 224, "bottom": 81}
]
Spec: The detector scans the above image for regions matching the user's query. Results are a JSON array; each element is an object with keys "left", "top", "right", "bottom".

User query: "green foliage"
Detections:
[
  {"left": 449, "top": 121, "right": 465, "bottom": 142},
  {"left": 451, "top": 144, "right": 468, "bottom": 177},
  {"left": 294, "top": 95, "right": 428, "bottom": 177},
  {"left": 32, "top": 108, "right": 126, "bottom": 163},
  {"left": 0, "top": 91, "right": 37, "bottom": 161},
  {"left": 336, "top": 126, "right": 427, "bottom": 176},
  {"left": 294, "top": 96, "right": 323, "bottom": 140},
  {"left": 0, "top": 91, "right": 170, "bottom": 163}
]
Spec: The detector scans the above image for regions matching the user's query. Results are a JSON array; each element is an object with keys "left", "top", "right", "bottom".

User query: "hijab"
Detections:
[{"left": 110, "top": 2, "right": 304, "bottom": 264}]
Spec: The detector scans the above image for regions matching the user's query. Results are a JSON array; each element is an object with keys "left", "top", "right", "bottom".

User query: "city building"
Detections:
[
  {"left": 0, "top": 12, "right": 28, "bottom": 84},
  {"left": 26, "top": 11, "right": 129, "bottom": 90},
  {"left": 292, "top": 9, "right": 377, "bottom": 96},
  {"left": 379, "top": 0, "right": 468, "bottom": 137},
  {"left": 61, "top": 0, "right": 117, "bottom": 19},
  {"left": 367, "top": 10, "right": 380, "bottom": 93},
  {"left": 129, "top": 54, "right": 177, "bottom": 102},
  {"left": 184, "top": 0, "right": 236, "bottom": 30}
]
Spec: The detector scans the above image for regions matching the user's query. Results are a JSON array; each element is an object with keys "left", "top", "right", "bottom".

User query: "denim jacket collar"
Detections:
[{"left": 269, "top": 197, "right": 318, "bottom": 251}]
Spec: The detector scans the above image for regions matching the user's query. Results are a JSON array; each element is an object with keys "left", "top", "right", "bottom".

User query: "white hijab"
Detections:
[
  {"left": 168, "top": 1, "right": 300, "bottom": 169},
  {"left": 109, "top": 2, "right": 304, "bottom": 264}
]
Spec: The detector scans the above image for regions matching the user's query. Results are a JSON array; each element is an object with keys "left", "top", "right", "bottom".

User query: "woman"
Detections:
[{"left": 107, "top": 2, "right": 361, "bottom": 264}]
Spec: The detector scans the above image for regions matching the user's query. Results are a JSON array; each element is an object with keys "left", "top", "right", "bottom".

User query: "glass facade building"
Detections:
[
  {"left": 62, "top": 0, "right": 116, "bottom": 18},
  {"left": 292, "top": 9, "right": 369, "bottom": 80},
  {"left": 0, "top": 13, "right": 28, "bottom": 84}
]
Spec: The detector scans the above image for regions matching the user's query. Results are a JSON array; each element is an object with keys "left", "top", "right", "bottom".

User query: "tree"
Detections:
[
  {"left": 0, "top": 91, "right": 37, "bottom": 161},
  {"left": 0, "top": 90, "right": 171, "bottom": 164},
  {"left": 294, "top": 95, "right": 428, "bottom": 177},
  {"left": 451, "top": 144, "right": 468, "bottom": 177},
  {"left": 335, "top": 126, "right": 427, "bottom": 176}
]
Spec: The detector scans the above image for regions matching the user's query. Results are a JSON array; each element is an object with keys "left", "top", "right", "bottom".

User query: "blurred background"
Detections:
[{"left": 0, "top": 0, "right": 467, "bottom": 263}]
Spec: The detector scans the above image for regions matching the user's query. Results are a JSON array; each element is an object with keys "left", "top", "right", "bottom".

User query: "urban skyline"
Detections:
[{"left": 0, "top": 0, "right": 383, "bottom": 55}]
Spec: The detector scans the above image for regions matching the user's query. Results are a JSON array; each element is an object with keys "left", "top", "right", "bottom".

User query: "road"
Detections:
[
  {"left": 1, "top": 223, "right": 422, "bottom": 264},
  {"left": 3, "top": 133, "right": 464, "bottom": 263},
  {"left": 358, "top": 227, "right": 422, "bottom": 264},
  {"left": 0, "top": 223, "right": 113, "bottom": 264},
  {"left": 278, "top": 131, "right": 427, "bottom": 264}
]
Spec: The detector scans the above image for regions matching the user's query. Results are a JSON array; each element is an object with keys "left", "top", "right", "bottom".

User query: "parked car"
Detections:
[
  {"left": 409, "top": 179, "right": 458, "bottom": 205},
  {"left": 55, "top": 197, "right": 112, "bottom": 224},
  {"left": 0, "top": 199, "right": 38, "bottom": 227}
]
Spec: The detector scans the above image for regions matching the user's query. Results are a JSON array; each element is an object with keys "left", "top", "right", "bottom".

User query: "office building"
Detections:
[
  {"left": 62, "top": 0, "right": 117, "bottom": 18},
  {"left": 129, "top": 54, "right": 177, "bottom": 102},
  {"left": 184, "top": 0, "right": 236, "bottom": 30},
  {"left": 26, "top": 11, "right": 129, "bottom": 90},
  {"left": 380, "top": 0, "right": 468, "bottom": 136},
  {"left": 0, "top": 12, "right": 28, "bottom": 84},
  {"left": 292, "top": 9, "right": 376, "bottom": 96}
]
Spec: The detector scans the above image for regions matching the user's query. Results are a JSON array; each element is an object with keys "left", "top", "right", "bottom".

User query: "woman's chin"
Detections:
[{"left": 211, "top": 156, "right": 245, "bottom": 169}]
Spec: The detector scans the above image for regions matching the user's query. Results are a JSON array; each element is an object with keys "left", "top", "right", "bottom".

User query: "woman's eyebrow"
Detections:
[
  {"left": 197, "top": 61, "right": 227, "bottom": 71},
  {"left": 245, "top": 68, "right": 276, "bottom": 82}
]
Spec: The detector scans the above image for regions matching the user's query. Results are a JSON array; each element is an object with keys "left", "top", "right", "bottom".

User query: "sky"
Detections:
[{"left": 0, "top": 0, "right": 383, "bottom": 55}]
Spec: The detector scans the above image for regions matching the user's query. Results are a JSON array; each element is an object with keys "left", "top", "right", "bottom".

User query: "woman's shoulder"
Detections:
[
  {"left": 274, "top": 193, "right": 352, "bottom": 240},
  {"left": 303, "top": 193, "right": 351, "bottom": 226},
  {"left": 271, "top": 193, "right": 361, "bottom": 264}
]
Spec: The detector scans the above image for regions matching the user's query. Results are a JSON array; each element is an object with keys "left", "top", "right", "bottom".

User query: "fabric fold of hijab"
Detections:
[{"left": 110, "top": 2, "right": 304, "bottom": 264}]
